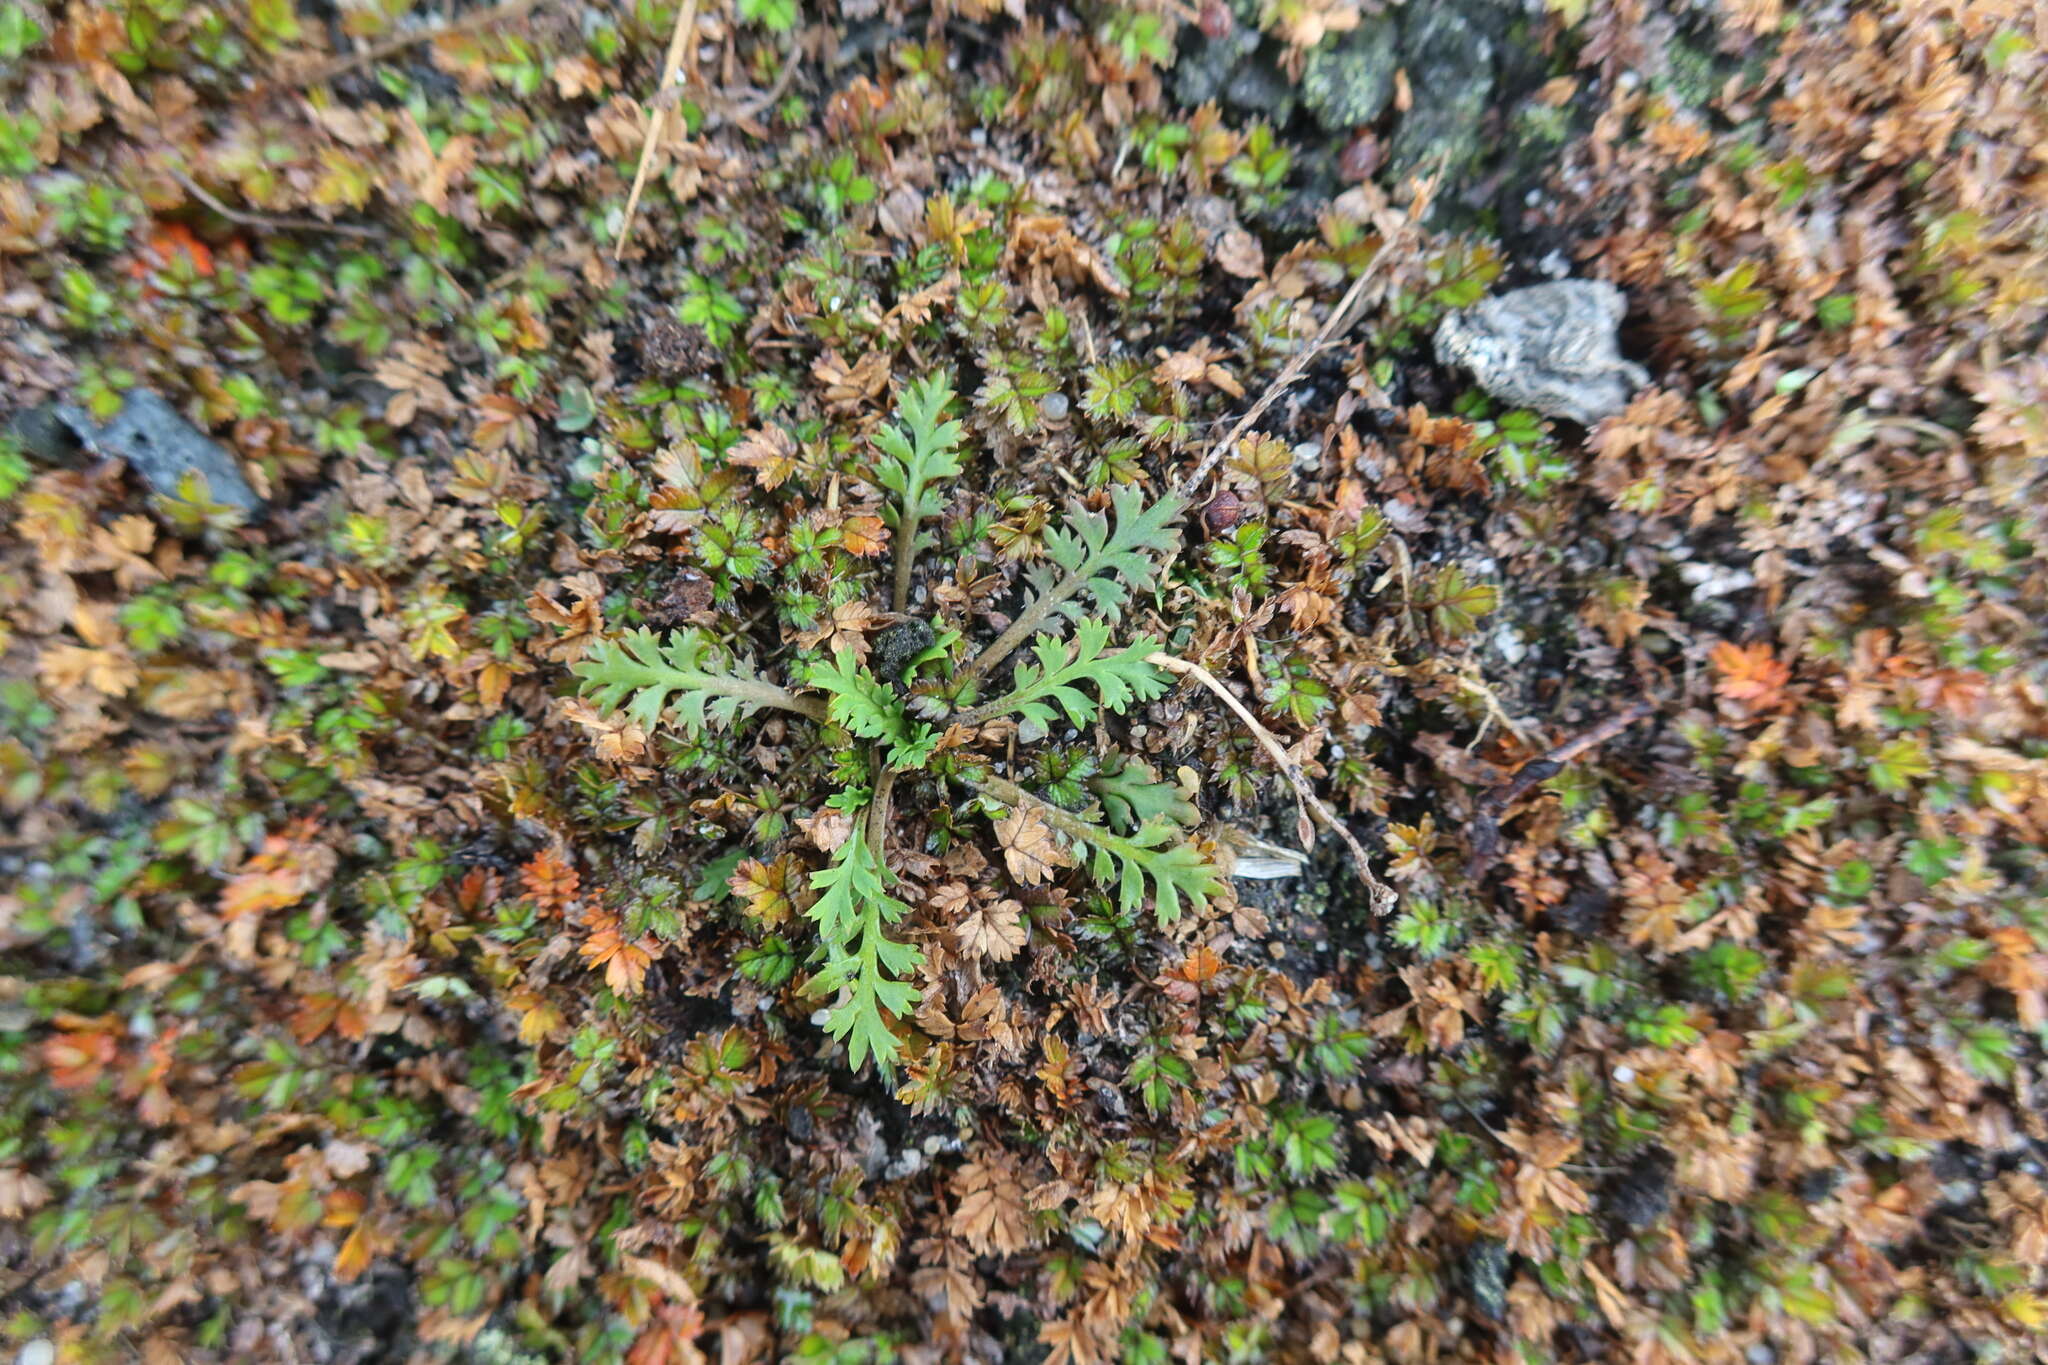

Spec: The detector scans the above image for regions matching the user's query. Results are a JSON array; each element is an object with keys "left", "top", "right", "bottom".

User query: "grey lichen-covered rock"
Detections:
[
  {"left": 869, "top": 617, "right": 935, "bottom": 684},
  {"left": 1384, "top": 2, "right": 1497, "bottom": 187},
  {"left": 56, "top": 390, "right": 263, "bottom": 515},
  {"left": 6, "top": 401, "right": 80, "bottom": 465},
  {"left": 1221, "top": 49, "right": 1297, "bottom": 121},
  {"left": 1300, "top": 17, "right": 1399, "bottom": 132},
  {"left": 1434, "top": 281, "right": 1650, "bottom": 425},
  {"left": 1172, "top": 22, "right": 1261, "bottom": 108}
]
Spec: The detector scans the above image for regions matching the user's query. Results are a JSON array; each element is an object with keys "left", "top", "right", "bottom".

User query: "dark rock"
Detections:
[
  {"left": 1546, "top": 884, "right": 1612, "bottom": 937},
  {"left": 8, "top": 402, "right": 83, "bottom": 465},
  {"left": 1603, "top": 1147, "right": 1675, "bottom": 1230},
  {"left": 638, "top": 318, "right": 715, "bottom": 379},
  {"left": 1222, "top": 48, "right": 1297, "bottom": 121},
  {"left": 57, "top": 391, "right": 262, "bottom": 515},
  {"left": 871, "top": 618, "right": 936, "bottom": 684},
  {"left": 1464, "top": 1238, "right": 1511, "bottom": 1319},
  {"left": 1163, "top": 0, "right": 1581, "bottom": 233},
  {"left": 1384, "top": 2, "right": 1500, "bottom": 188},
  {"left": 1172, "top": 22, "right": 1260, "bottom": 108},
  {"left": 310, "top": 1262, "right": 417, "bottom": 1365},
  {"left": 1796, "top": 1166, "right": 1839, "bottom": 1203},
  {"left": 1300, "top": 17, "right": 1399, "bottom": 132}
]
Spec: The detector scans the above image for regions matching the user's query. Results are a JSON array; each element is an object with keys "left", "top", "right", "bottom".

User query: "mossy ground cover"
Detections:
[{"left": 2, "top": 1, "right": 2046, "bottom": 1362}]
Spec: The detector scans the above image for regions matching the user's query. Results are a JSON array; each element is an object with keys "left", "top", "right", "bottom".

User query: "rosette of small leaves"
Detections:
[
  {"left": 806, "top": 824, "right": 923, "bottom": 1073},
  {"left": 572, "top": 627, "right": 808, "bottom": 735},
  {"left": 805, "top": 649, "right": 940, "bottom": 771},
  {"left": 962, "top": 619, "right": 1170, "bottom": 741}
]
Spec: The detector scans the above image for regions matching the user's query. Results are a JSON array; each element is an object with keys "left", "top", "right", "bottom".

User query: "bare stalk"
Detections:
[
  {"left": 1171, "top": 228, "right": 1404, "bottom": 504},
  {"left": 1146, "top": 651, "right": 1394, "bottom": 914},
  {"left": 719, "top": 676, "right": 828, "bottom": 723},
  {"left": 963, "top": 772, "right": 1100, "bottom": 848},
  {"left": 890, "top": 511, "right": 919, "bottom": 615},
  {"left": 294, "top": 0, "right": 546, "bottom": 85},
  {"left": 615, "top": 0, "right": 699, "bottom": 260}
]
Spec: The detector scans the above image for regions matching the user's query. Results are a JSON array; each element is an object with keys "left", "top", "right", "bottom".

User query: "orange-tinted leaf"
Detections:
[
  {"left": 42, "top": 1028, "right": 118, "bottom": 1090},
  {"left": 581, "top": 914, "right": 657, "bottom": 996},
  {"left": 1166, "top": 945, "right": 1223, "bottom": 985},
  {"left": 219, "top": 819, "right": 335, "bottom": 921},
  {"left": 838, "top": 514, "right": 889, "bottom": 558},
  {"left": 334, "top": 1222, "right": 376, "bottom": 1282},
  {"left": 1711, "top": 640, "right": 1791, "bottom": 708},
  {"left": 729, "top": 857, "right": 794, "bottom": 926},
  {"left": 521, "top": 848, "right": 581, "bottom": 910}
]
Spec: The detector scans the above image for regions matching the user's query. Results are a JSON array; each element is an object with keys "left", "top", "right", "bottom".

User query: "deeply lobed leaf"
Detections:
[
  {"left": 873, "top": 371, "right": 968, "bottom": 531},
  {"left": 979, "top": 781, "right": 1221, "bottom": 929},
  {"left": 1077, "top": 819, "right": 1224, "bottom": 926},
  {"left": 1088, "top": 755, "right": 1198, "bottom": 834},
  {"left": 573, "top": 627, "right": 759, "bottom": 737},
  {"left": 806, "top": 649, "right": 939, "bottom": 770},
  {"left": 805, "top": 824, "right": 923, "bottom": 1073},
  {"left": 1029, "top": 486, "right": 1185, "bottom": 626},
  {"left": 971, "top": 619, "right": 1169, "bottom": 740}
]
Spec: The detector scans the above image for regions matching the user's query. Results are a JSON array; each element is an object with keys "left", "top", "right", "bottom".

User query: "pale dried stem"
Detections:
[
  {"left": 1146, "top": 651, "right": 1394, "bottom": 914},
  {"left": 615, "top": 0, "right": 698, "bottom": 261},
  {"left": 296, "top": 0, "right": 546, "bottom": 85},
  {"left": 169, "top": 167, "right": 386, "bottom": 240},
  {"left": 965, "top": 773, "right": 1100, "bottom": 850},
  {"left": 1172, "top": 243, "right": 1391, "bottom": 504}
]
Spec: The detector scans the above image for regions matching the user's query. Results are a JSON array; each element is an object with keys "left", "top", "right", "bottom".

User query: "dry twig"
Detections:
[
  {"left": 294, "top": 0, "right": 546, "bottom": 85},
  {"left": 728, "top": 38, "right": 806, "bottom": 120},
  {"left": 615, "top": 0, "right": 698, "bottom": 261},
  {"left": 168, "top": 167, "right": 387, "bottom": 240},
  {"left": 1464, "top": 698, "right": 1656, "bottom": 875},
  {"left": 1173, "top": 223, "right": 1407, "bottom": 504},
  {"left": 1147, "top": 651, "right": 1395, "bottom": 914}
]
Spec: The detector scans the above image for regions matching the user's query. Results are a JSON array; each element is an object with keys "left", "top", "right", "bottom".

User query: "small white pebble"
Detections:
[
  {"left": 809, "top": 1008, "right": 831, "bottom": 1027},
  {"left": 19, "top": 1343, "right": 55, "bottom": 1365},
  {"left": 1612, "top": 1065, "right": 1636, "bottom": 1085},
  {"left": 1040, "top": 392, "right": 1070, "bottom": 422}
]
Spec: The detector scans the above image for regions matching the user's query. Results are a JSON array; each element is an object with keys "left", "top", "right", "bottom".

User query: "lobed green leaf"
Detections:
[
  {"left": 970, "top": 619, "right": 1168, "bottom": 739},
  {"left": 573, "top": 627, "right": 760, "bottom": 737},
  {"left": 805, "top": 825, "right": 924, "bottom": 1073},
  {"left": 1029, "top": 486, "right": 1185, "bottom": 626},
  {"left": 873, "top": 372, "right": 968, "bottom": 531},
  {"left": 805, "top": 649, "right": 939, "bottom": 770}
]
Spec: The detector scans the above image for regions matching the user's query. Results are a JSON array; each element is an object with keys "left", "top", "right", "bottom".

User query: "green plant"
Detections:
[
  {"left": 1101, "top": 9, "right": 1174, "bottom": 68},
  {"left": 43, "top": 178, "right": 138, "bottom": 252},
  {"left": 574, "top": 375, "right": 1218, "bottom": 1073},
  {"left": 0, "top": 110, "right": 42, "bottom": 176},
  {"left": 0, "top": 3, "right": 46, "bottom": 59},
  {"left": 737, "top": 0, "right": 798, "bottom": 30}
]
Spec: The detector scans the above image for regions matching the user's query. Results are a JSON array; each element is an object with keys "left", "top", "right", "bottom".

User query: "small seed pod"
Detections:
[
  {"left": 1038, "top": 391, "right": 1071, "bottom": 431},
  {"left": 1203, "top": 489, "right": 1248, "bottom": 534},
  {"left": 1339, "top": 132, "right": 1384, "bottom": 183}
]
